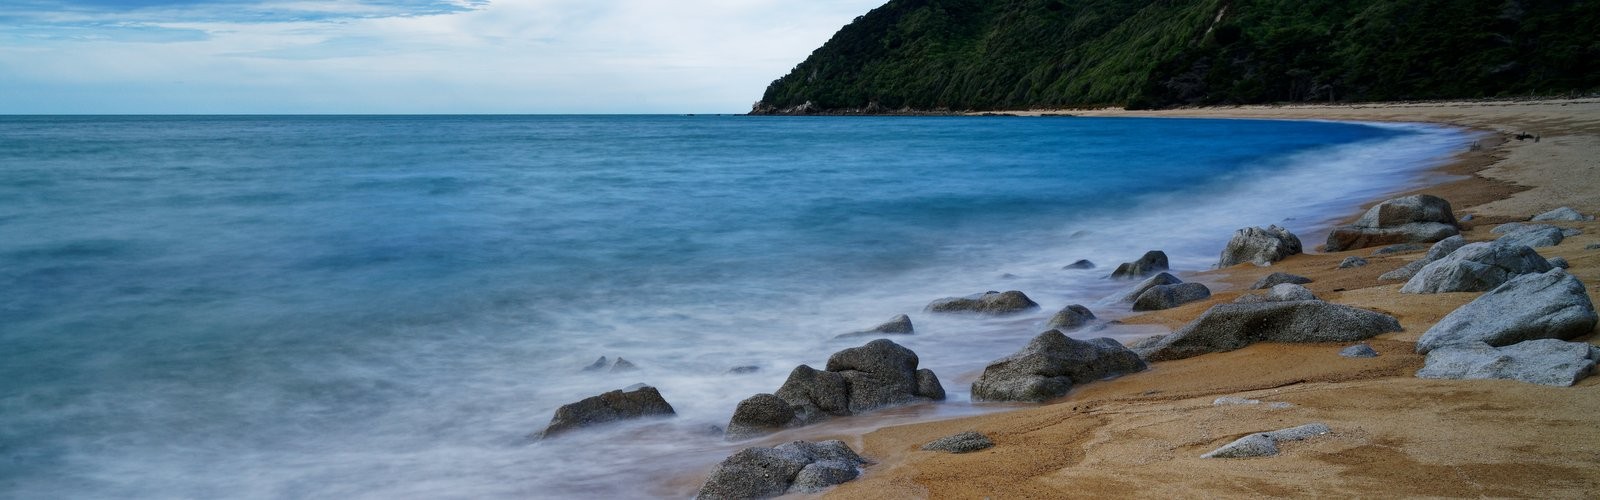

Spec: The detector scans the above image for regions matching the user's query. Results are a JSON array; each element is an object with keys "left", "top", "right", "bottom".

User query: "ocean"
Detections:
[{"left": 0, "top": 115, "right": 1468, "bottom": 498}]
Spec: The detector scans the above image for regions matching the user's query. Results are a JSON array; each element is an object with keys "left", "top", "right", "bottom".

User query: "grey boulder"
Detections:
[
  {"left": 1112, "top": 272, "right": 1183, "bottom": 303},
  {"left": 1111, "top": 250, "right": 1170, "bottom": 279},
  {"left": 1531, "top": 207, "right": 1593, "bottom": 221},
  {"left": 926, "top": 291, "right": 1040, "bottom": 315},
  {"left": 1401, "top": 241, "right": 1553, "bottom": 294},
  {"left": 1045, "top": 304, "right": 1096, "bottom": 331},
  {"left": 725, "top": 393, "right": 802, "bottom": 440},
  {"left": 1134, "top": 301, "right": 1402, "bottom": 362},
  {"left": 1379, "top": 235, "right": 1467, "bottom": 280},
  {"left": 1201, "top": 423, "right": 1331, "bottom": 458},
  {"left": 1494, "top": 224, "right": 1565, "bottom": 248},
  {"left": 835, "top": 314, "right": 914, "bottom": 339},
  {"left": 696, "top": 440, "right": 869, "bottom": 499},
  {"left": 1132, "top": 282, "right": 1212, "bottom": 311},
  {"left": 1325, "top": 195, "right": 1459, "bottom": 252},
  {"left": 538, "top": 385, "right": 676, "bottom": 439},
  {"left": 971, "top": 330, "right": 1147, "bottom": 402},
  {"left": 1415, "top": 269, "right": 1598, "bottom": 353},
  {"left": 922, "top": 431, "right": 995, "bottom": 453},
  {"left": 1417, "top": 340, "right": 1599, "bottom": 387},
  {"left": 1251, "top": 272, "right": 1312, "bottom": 289},
  {"left": 1217, "top": 225, "right": 1303, "bottom": 267}
]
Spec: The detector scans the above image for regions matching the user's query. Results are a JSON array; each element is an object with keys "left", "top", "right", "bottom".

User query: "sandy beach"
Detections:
[{"left": 796, "top": 100, "right": 1600, "bottom": 498}]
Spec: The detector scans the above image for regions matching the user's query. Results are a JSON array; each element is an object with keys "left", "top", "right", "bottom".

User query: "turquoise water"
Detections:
[{"left": 0, "top": 115, "right": 1466, "bottom": 497}]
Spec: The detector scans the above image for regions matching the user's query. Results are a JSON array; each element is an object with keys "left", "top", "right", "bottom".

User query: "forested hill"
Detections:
[{"left": 751, "top": 0, "right": 1599, "bottom": 114}]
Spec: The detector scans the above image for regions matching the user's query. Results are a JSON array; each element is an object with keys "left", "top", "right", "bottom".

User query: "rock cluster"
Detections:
[
  {"left": 1325, "top": 195, "right": 1459, "bottom": 252},
  {"left": 925, "top": 291, "right": 1039, "bottom": 315},
  {"left": 971, "top": 330, "right": 1147, "bottom": 402},
  {"left": 696, "top": 440, "right": 870, "bottom": 499},
  {"left": 726, "top": 339, "right": 944, "bottom": 439},
  {"left": 1133, "top": 301, "right": 1402, "bottom": 362},
  {"left": 1400, "top": 240, "right": 1553, "bottom": 294},
  {"left": 1217, "top": 225, "right": 1302, "bottom": 267},
  {"left": 538, "top": 385, "right": 676, "bottom": 439},
  {"left": 1111, "top": 250, "right": 1169, "bottom": 279}
]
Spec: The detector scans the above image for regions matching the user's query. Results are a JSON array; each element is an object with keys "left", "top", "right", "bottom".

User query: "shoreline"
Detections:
[{"left": 798, "top": 100, "right": 1600, "bottom": 497}]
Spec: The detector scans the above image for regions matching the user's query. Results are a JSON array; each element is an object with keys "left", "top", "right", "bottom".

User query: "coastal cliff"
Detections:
[{"left": 752, "top": 0, "right": 1599, "bottom": 114}]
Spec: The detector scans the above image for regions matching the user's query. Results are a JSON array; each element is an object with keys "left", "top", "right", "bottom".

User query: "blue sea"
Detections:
[{"left": 0, "top": 115, "right": 1467, "bottom": 498}]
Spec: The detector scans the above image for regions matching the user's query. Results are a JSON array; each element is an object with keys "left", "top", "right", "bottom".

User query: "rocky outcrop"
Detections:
[
  {"left": 835, "top": 314, "right": 914, "bottom": 339},
  {"left": 1045, "top": 304, "right": 1096, "bottom": 330},
  {"left": 1217, "top": 225, "right": 1302, "bottom": 267},
  {"left": 1339, "top": 343, "right": 1379, "bottom": 358},
  {"left": 1338, "top": 256, "right": 1369, "bottom": 268},
  {"left": 1111, "top": 272, "right": 1183, "bottom": 302},
  {"left": 1063, "top": 259, "right": 1096, "bottom": 270},
  {"left": 1494, "top": 224, "right": 1565, "bottom": 248},
  {"left": 922, "top": 431, "right": 994, "bottom": 453},
  {"left": 971, "top": 330, "right": 1147, "bottom": 402},
  {"left": 1417, "top": 340, "right": 1600, "bottom": 387},
  {"left": 696, "top": 440, "right": 869, "bottom": 499},
  {"left": 1531, "top": 207, "right": 1593, "bottom": 221},
  {"left": 1111, "top": 250, "right": 1169, "bottom": 279},
  {"left": 1325, "top": 195, "right": 1459, "bottom": 252},
  {"left": 1134, "top": 301, "right": 1402, "bottom": 362},
  {"left": 1236, "top": 283, "right": 1318, "bottom": 304},
  {"left": 538, "top": 385, "right": 676, "bottom": 439},
  {"left": 1251, "top": 272, "right": 1312, "bottom": 289},
  {"left": 1400, "top": 241, "right": 1553, "bottom": 294},
  {"left": 1415, "top": 269, "right": 1598, "bottom": 353},
  {"left": 726, "top": 339, "right": 944, "bottom": 439},
  {"left": 1132, "top": 282, "right": 1212, "bottom": 311},
  {"left": 926, "top": 291, "right": 1039, "bottom": 315},
  {"left": 1201, "top": 423, "right": 1331, "bottom": 458}
]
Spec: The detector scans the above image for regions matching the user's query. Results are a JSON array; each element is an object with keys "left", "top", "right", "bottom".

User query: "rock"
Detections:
[
  {"left": 1339, "top": 343, "right": 1379, "bottom": 358},
  {"left": 1550, "top": 257, "right": 1570, "bottom": 269},
  {"left": 914, "top": 368, "right": 945, "bottom": 401},
  {"left": 835, "top": 314, "right": 914, "bottom": 339},
  {"left": 827, "top": 339, "right": 944, "bottom": 412},
  {"left": 1125, "top": 334, "right": 1167, "bottom": 352},
  {"left": 1325, "top": 195, "right": 1459, "bottom": 251},
  {"left": 926, "top": 291, "right": 1040, "bottom": 315},
  {"left": 1495, "top": 224, "right": 1565, "bottom": 248},
  {"left": 581, "top": 356, "right": 609, "bottom": 372},
  {"left": 725, "top": 393, "right": 800, "bottom": 440},
  {"left": 726, "top": 365, "right": 761, "bottom": 375},
  {"left": 1111, "top": 250, "right": 1169, "bottom": 279},
  {"left": 1134, "top": 301, "right": 1402, "bottom": 362},
  {"left": 1112, "top": 272, "right": 1183, "bottom": 302},
  {"left": 921, "top": 431, "right": 994, "bottom": 453},
  {"left": 1063, "top": 259, "right": 1096, "bottom": 270},
  {"left": 1251, "top": 272, "right": 1312, "bottom": 290},
  {"left": 1417, "top": 340, "right": 1599, "bottom": 387},
  {"left": 1372, "top": 243, "right": 1426, "bottom": 255},
  {"left": 1238, "top": 283, "right": 1318, "bottom": 303},
  {"left": 1400, "top": 241, "right": 1554, "bottom": 294},
  {"left": 1201, "top": 423, "right": 1331, "bottom": 458},
  {"left": 1338, "top": 256, "right": 1369, "bottom": 269},
  {"left": 1213, "top": 396, "right": 1261, "bottom": 406},
  {"left": 539, "top": 385, "right": 676, "bottom": 439},
  {"left": 696, "top": 440, "right": 869, "bottom": 499},
  {"left": 1045, "top": 304, "right": 1096, "bottom": 330},
  {"left": 971, "top": 330, "right": 1147, "bottom": 402},
  {"left": 1379, "top": 235, "right": 1468, "bottom": 280},
  {"left": 611, "top": 358, "right": 639, "bottom": 373},
  {"left": 1217, "top": 225, "right": 1303, "bottom": 267},
  {"left": 1132, "top": 282, "right": 1212, "bottom": 311},
  {"left": 773, "top": 365, "right": 851, "bottom": 423},
  {"left": 1531, "top": 207, "right": 1593, "bottom": 221},
  {"left": 1379, "top": 260, "right": 1427, "bottom": 281},
  {"left": 1415, "top": 269, "right": 1598, "bottom": 353}
]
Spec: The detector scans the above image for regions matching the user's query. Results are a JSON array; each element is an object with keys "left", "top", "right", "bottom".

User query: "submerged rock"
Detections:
[
  {"left": 1045, "top": 304, "right": 1096, "bottom": 331},
  {"left": 696, "top": 440, "right": 869, "bottom": 499},
  {"left": 971, "top": 330, "right": 1146, "bottom": 402},
  {"left": 1251, "top": 272, "right": 1312, "bottom": 290},
  {"left": 726, "top": 365, "right": 761, "bottom": 375},
  {"left": 539, "top": 385, "right": 676, "bottom": 439},
  {"left": 582, "top": 356, "right": 610, "bottom": 372},
  {"left": 1531, "top": 207, "right": 1593, "bottom": 221},
  {"left": 1134, "top": 301, "right": 1402, "bottom": 362},
  {"left": 610, "top": 358, "right": 639, "bottom": 373},
  {"left": 1132, "top": 282, "right": 1212, "bottom": 311},
  {"left": 922, "top": 431, "right": 995, "bottom": 453},
  {"left": 1325, "top": 195, "right": 1459, "bottom": 252},
  {"left": 1417, "top": 340, "right": 1599, "bottom": 387},
  {"left": 1338, "top": 256, "right": 1369, "bottom": 269},
  {"left": 1063, "top": 259, "right": 1096, "bottom": 270},
  {"left": 1415, "top": 269, "right": 1597, "bottom": 353},
  {"left": 835, "top": 314, "right": 915, "bottom": 339},
  {"left": 1401, "top": 241, "right": 1553, "bottom": 294},
  {"left": 926, "top": 291, "right": 1040, "bottom": 315},
  {"left": 1111, "top": 250, "right": 1169, "bottom": 279},
  {"left": 1201, "top": 423, "right": 1331, "bottom": 458},
  {"left": 1217, "top": 225, "right": 1303, "bottom": 267}
]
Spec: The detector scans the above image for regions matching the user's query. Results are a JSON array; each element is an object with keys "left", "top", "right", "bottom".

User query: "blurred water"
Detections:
[{"left": 0, "top": 115, "right": 1468, "bottom": 498}]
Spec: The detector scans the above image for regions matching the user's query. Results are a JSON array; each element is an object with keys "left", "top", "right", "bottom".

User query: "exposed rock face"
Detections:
[
  {"left": 1217, "top": 225, "right": 1302, "bottom": 267},
  {"left": 971, "top": 330, "right": 1147, "bottom": 402},
  {"left": 1415, "top": 269, "right": 1598, "bottom": 353},
  {"left": 1134, "top": 301, "right": 1403, "bottom": 362},
  {"left": 539, "top": 385, "right": 676, "bottom": 439},
  {"left": 835, "top": 314, "right": 914, "bottom": 339},
  {"left": 696, "top": 440, "right": 869, "bottom": 499},
  {"left": 1112, "top": 272, "right": 1183, "bottom": 302},
  {"left": 727, "top": 339, "right": 944, "bottom": 439},
  {"left": 1372, "top": 243, "right": 1426, "bottom": 255},
  {"left": 1338, "top": 256, "right": 1369, "bottom": 268},
  {"left": 922, "top": 431, "right": 994, "bottom": 453},
  {"left": 1531, "top": 207, "right": 1593, "bottom": 221},
  {"left": 1251, "top": 272, "right": 1312, "bottom": 289},
  {"left": 1201, "top": 423, "right": 1331, "bottom": 458},
  {"left": 1417, "top": 340, "right": 1599, "bottom": 387},
  {"left": 1063, "top": 259, "right": 1096, "bottom": 270},
  {"left": 925, "top": 291, "right": 1040, "bottom": 315},
  {"left": 1379, "top": 235, "right": 1467, "bottom": 280},
  {"left": 1325, "top": 195, "right": 1459, "bottom": 251},
  {"left": 1132, "top": 282, "right": 1212, "bottom": 311},
  {"left": 1339, "top": 344, "right": 1380, "bottom": 358},
  {"left": 1045, "top": 304, "right": 1096, "bottom": 330},
  {"left": 1111, "top": 250, "right": 1169, "bottom": 279},
  {"left": 1494, "top": 224, "right": 1565, "bottom": 248},
  {"left": 1400, "top": 241, "right": 1553, "bottom": 294}
]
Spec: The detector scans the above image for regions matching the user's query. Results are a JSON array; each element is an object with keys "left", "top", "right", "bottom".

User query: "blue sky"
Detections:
[{"left": 0, "top": 0, "right": 883, "bottom": 113}]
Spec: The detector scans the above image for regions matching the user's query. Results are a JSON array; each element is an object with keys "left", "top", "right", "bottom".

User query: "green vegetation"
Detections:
[{"left": 754, "top": 0, "right": 1599, "bottom": 112}]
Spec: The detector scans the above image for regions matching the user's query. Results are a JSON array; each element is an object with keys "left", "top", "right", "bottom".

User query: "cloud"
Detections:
[{"left": 0, "top": 0, "right": 883, "bottom": 113}]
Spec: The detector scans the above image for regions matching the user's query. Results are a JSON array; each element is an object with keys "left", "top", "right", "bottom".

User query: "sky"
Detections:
[{"left": 0, "top": 0, "right": 884, "bottom": 113}]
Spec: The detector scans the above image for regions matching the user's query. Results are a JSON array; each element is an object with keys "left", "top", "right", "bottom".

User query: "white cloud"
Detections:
[{"left": 0, "top": 0, "right": 883, "bottom": 113}]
